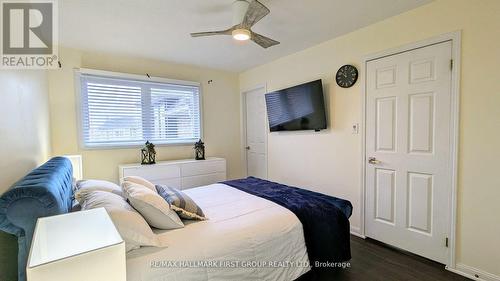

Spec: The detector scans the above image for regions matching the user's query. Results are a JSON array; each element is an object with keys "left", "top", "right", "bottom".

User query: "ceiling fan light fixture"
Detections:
[
  {"left": 190, "top": 0, "right": 279, "bottom": 48},
  {"left": 232, "top": 29, "right": 251, "bottom": 41}
]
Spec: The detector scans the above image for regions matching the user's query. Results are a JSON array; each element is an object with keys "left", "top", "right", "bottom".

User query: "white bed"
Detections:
[{"left": 126, "top": 183, "right": 310, "bottom": 281}]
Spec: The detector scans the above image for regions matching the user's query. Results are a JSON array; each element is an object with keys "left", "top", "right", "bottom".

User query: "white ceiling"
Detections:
[{"left": 59, "top": 0, "right": 432, "bottom": 72}]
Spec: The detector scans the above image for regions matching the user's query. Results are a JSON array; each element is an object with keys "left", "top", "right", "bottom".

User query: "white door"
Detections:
[
  {"left": 244, "top": 87, "right": 268, "bottom": 179},
  {"left": 365, "top": 41, "right": 453, "bottom": 263}
]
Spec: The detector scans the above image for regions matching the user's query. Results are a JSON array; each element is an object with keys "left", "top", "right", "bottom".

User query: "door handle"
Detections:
[
  {"left": 368, "top": 157, "right": 381, "bottom": 164},
  {"left": 245, "top": 146, "right": 250, "bottom": 150}
]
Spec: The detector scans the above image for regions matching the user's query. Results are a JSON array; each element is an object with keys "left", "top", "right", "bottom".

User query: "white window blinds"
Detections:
[{"left": 79, "top": 71, "right": 201, "bottom": 148}]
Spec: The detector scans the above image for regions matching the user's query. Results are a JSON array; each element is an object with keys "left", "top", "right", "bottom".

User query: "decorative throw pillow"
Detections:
[
  {"left": 77, "top": 190, "right": 161, "bottom": 252},
  {"left": 121, "top": 176, "right": 156, "bottom": 192},
  {"left": 156, "top": 185, "right": 207, "bottom": 221},
  {"left": 75, "top": 179, "right": 124, "bottom": 200},
  {"left": 122, "top": 181, "right": 184, "bottom": 230}
]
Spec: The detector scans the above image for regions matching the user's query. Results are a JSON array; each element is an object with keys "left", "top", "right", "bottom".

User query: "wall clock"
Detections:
[{"left": 336, "top": 65, "right": 358, "bottom": 88}]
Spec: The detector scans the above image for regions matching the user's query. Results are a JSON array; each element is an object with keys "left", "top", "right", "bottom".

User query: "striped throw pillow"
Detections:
[{"left": 155, "top": 185, "right": 206, "bottom": 221}]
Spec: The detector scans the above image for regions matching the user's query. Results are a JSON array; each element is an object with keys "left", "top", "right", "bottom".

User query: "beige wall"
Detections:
[
  {"left": 0, "top": 70, "right": 52, "bottom": 193},
  {"left": 240, "top": 0, "right": 500, "bottom": 277},
  {"left": 48, "top": 48, "right": 243, "bottom": 183},
  {"left": 0, "top": 70, "right": 52, "bottom": 281}
]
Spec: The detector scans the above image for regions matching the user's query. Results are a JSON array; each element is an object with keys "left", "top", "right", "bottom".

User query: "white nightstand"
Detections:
[{"left": 27, "top": 208, "right": 126, "bottom": 281}]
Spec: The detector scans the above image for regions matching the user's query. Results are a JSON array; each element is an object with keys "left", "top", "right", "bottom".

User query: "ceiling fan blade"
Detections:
[
  {"left": 241, "top": 0, "right": 270, "bottom": 28},
  {"left": 190, "top": 29, "right": 232, "bottom": 37},
  {"left": 251, "top": 32, "right": 279, "bottom": 49}
]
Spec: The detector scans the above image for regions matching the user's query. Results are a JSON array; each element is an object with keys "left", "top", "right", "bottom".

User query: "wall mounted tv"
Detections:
[{"left": 265, "top": 79, "right": 327, "bottom": 132}]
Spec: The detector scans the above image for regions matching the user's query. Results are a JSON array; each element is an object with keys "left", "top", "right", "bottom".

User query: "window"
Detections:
[{"left": 78, "top": 70, "right": 201, "bottom": 148}]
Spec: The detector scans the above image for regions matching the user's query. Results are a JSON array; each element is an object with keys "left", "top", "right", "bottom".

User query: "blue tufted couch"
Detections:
[{"left": 0, "top": 157, "right": 74, "bottom": 281}]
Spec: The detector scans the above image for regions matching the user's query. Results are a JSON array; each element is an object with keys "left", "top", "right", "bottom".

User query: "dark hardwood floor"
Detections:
[{"left": 299, "top": 235, "right": 471, "bottom": 281}]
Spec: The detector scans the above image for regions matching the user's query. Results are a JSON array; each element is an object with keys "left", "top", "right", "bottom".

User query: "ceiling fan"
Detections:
[{"left": 190, "top": 0, "right": 280, "bottom": 49}]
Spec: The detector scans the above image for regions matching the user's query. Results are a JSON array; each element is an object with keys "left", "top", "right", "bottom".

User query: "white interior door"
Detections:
[
  {"left": 365, "top": 41, "right": 453, "bottom": 263},
  {"left": 244, "top": 87, "right": 268, "bottom": 179}
]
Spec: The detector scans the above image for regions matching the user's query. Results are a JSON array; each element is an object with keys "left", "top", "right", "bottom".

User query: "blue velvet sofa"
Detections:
[{"left": 0, "top": 157, "right": 74, "bottom": 281}]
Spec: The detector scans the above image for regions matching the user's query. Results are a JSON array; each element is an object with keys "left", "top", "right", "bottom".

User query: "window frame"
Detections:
[{"left": 74, "top": 68, "right": 203, "bottom": 150}]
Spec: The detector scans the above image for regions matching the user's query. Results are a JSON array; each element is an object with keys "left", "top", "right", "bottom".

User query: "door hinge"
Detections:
[
  {"left": 445, "top": 237, "right": 449, "bottom": 248},
  {"left": 450, "top": 59, "right": 453, "bottom": 70}
]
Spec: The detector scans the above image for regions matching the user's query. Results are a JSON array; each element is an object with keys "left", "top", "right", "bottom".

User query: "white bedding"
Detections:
[{"left": 126, "top": 183, "right": 310, "bottom": 281}]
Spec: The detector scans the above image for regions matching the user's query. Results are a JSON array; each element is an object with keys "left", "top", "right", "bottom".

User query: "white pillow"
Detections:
[
  {"left": 121, "top": 176, "right": 156, "bottom": 192},
  {"left": 122, "top": 181, "right": 184, "bottom": 230},
  {"left": 75, "top": 179, "right": 124, "bottom": 200},
  {"left": 77, "top": 190, "right": 161, "bottom": 252}
]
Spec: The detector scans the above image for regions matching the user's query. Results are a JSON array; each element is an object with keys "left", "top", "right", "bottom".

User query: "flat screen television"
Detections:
[{"left": 265, "top": 79, "right": 327, "bottom": 132}]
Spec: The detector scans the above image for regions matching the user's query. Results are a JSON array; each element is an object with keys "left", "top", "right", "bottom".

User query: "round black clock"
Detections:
[{"left": 336, "top": 65, "right": 358, "bottom": 88}]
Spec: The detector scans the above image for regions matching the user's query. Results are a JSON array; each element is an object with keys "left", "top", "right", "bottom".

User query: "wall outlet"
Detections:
[{"left": 352, "top": 123, "right": 359, "bottom": 134}]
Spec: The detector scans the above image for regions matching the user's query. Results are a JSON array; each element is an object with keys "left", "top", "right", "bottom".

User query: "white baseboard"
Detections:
[
  {"left": 350, "top": 226, "right": 366, "bottom": 238},
  {"left": 447, "top": 264, "right": 500, "bottom": 281}
]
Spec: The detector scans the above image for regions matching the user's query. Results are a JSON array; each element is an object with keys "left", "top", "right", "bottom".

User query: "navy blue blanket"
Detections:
[{"left": 222, "top": 177, "right": 352, "bottom": 266}]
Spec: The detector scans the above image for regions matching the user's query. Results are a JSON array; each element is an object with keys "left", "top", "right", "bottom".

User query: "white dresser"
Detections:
[{"left": 119, "top": 157, "right": 226, "bottom": 190}]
